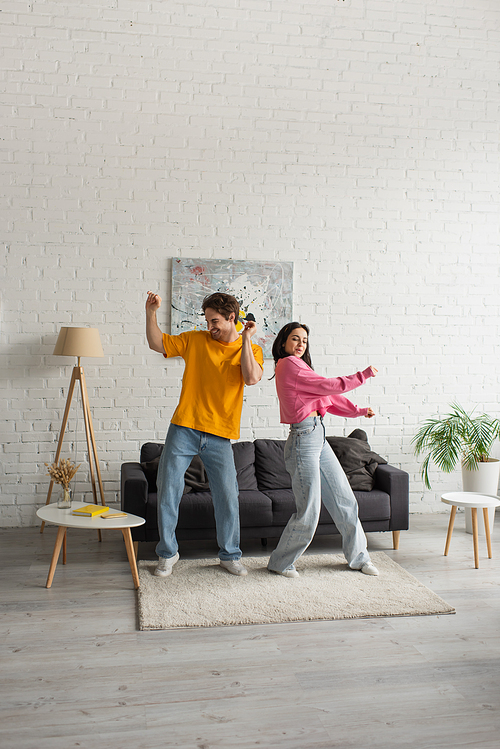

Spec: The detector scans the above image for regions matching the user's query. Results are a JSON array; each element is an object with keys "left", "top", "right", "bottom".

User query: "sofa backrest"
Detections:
[
  {"left": 139, "top": 433, "right": 383, "bottom": 493},
  {"left": 254, "top": 439, "right": 292, "bottom": 490}
]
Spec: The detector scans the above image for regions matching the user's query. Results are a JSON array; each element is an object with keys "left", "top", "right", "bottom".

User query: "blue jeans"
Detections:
[
  {"left": 268, "top": 416, "right": 371, "bottom": 573},
  {"left": 155, "top": 424, "right": 242, "bottom": 561}
]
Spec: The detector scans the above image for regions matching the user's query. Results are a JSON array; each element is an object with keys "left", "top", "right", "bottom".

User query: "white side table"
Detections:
[
  {"left": 36, "top": 503, "right": 145, "bottom": 589},
  {"left": 441, "top": 492, "right": 500, "bottom": 569}
]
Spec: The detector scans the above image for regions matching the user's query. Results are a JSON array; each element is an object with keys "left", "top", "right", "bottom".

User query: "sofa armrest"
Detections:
[
  {"left": 374, "top": 464, "right": 409, "bottom": 531},
  {"left": 121, "top": 462, "right": 149, "bottom": 520}
]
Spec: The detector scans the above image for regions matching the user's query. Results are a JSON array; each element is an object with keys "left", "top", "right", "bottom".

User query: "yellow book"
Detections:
[{"left": 72, "top": 504, "right": 110, "bottom": 517}]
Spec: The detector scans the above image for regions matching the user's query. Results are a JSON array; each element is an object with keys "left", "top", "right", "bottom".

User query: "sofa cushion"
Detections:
[
  {"left": 254, "top": 439, "right": 292, "bottom": 490},
  {"left": 175, "top": 489, "right": 273, "bottom": 529},
  {"left": 177, "top": 491, "right": 215, "bottom": 529},
  {"left": 238, "top": 490, "right": 273, "bottom": 527},
  {"left": 141, "top": 455, "right": 162, "bottom": 492},
  {"left": 140, "top": 450, "right": 211, "bottom": 494},
  {"left": 232, "top": 441, "right": 258, "bottom": 491},
  {"left": 266, "top": 489, "right": 348, "bottom": 526},
  {"left": 183, "top": 456, "right": 210, "bottom": 493},
  {"left": 261, "top": 488, "right": 295, "bottom": 525},
  {"left": 326, "top": 430, "right": 387, "bottom": 491},
  {"left": 355, "top": 490, "right": 391, "bottom": 521},
  {"left": 263, "top": 486, "right": 391, "bottom": 529},
  {"left": 140, "top": 442, "right": 163, "bottom": 464},
  {"left": 140, "top": 442, "right": 164, "bottom": 493}
]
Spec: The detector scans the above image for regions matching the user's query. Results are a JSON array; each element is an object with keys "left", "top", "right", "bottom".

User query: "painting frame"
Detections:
[{"left": 170, "top": 258, "right": 294, "bottom": 358}]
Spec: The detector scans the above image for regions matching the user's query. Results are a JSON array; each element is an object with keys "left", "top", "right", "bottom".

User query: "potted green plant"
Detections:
[{"left": 413, "top": 403, "right": 500, "bottom": 533}]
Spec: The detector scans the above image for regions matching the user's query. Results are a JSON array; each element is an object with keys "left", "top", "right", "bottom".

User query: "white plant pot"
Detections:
[{"left": 462, "top": 460, "right": 500, "bottom": 536}]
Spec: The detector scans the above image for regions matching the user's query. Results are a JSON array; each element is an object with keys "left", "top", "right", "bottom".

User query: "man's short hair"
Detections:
[{"left": 202, "top": 292, "right": 240, "bottom": 321}]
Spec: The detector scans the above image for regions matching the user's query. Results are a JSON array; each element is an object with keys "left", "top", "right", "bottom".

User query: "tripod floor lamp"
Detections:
[{"left": 41, "top": 327, "right": 105, "bottom": 532}]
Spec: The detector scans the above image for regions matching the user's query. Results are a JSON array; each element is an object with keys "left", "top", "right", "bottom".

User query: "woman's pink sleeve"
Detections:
[
  {"left": 294, "top": 364, "right": 373, "bottom": 398},
  {"left": 325, "top": 396, "right": 369, "bottom": 418}
]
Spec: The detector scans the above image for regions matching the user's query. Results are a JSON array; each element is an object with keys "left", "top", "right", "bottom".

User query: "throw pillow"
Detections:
[
  {"left": 326, "top": 430, "right": 387, "bottom": 491},
  {"left": 141, "top": 453, "right": 210, "bottom": 494}
]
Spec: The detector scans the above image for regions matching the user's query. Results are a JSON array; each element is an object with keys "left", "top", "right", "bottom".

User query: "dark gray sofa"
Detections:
[{"left": 121, "top": 435, "right": 409, "bottom": 554}]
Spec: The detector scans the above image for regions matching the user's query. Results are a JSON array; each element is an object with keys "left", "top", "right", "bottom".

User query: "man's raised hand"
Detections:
[
  {"left": 146, "top": 291, "right": 162, "bottom": 312},
  {"left": 241, "top": 320, "right": 257, "bottom": 339}
]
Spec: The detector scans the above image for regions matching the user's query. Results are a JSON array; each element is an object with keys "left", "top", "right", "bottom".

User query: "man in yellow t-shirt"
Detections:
[{"left": 145, "top": 291, "right": 263, "bottom": 578}]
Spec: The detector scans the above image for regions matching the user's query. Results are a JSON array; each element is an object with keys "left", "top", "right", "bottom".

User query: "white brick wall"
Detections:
[{"left": 1, "top": 0, "right": 500, "bottom": 526}]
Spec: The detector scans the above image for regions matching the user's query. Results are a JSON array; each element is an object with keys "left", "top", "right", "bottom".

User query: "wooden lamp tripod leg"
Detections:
[
  {"left": 78, "top": 366, "right": 105, "bottom": 542},
  {"left": 41, "top": 364, "right": 106, "bottom": 536},
  {"left": 40, "top": 367, "right": 79, "bottom": 533},
  {"left": 79, "top": 367, "right": 105, "bottom": 506}
]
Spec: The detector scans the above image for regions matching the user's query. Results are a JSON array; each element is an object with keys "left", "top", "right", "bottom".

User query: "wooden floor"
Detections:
[{"left": 2, "top": 512, "right": 500, "bottom": 749}]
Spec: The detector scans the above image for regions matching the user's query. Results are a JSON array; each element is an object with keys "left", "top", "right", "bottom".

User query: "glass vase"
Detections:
[{"left": 57, "top": 487, "right": 72, "bottom": 509}]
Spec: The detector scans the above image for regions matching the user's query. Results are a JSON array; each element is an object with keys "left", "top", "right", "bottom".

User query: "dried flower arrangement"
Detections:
[{"left": 45, "top": 458, "right": 81, "bottom": 489}]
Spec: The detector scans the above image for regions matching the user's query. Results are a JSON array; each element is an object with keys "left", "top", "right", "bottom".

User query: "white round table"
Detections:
[
  {"left": 36, "top": 502, "right": 145, "bottom": 589},
  {"left": 441, "top": 492, "right": 500, "bottom": 569}
]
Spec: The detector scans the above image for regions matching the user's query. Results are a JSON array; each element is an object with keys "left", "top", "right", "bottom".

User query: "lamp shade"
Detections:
[{"left": 53, "top": 327, "right": 104, "bottom": 358}]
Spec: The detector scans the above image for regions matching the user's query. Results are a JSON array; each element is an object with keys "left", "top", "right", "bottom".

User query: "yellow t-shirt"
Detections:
[{"left": 162, "top": 330, "right": 264, "bottom": 440}]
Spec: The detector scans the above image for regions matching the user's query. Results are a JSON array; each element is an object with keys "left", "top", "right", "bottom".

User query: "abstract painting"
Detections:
[{"left": 170, "top": 258, "right": 293, "bottom": 358}]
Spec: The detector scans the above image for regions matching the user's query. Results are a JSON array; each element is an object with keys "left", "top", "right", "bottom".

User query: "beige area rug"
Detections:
[{"left": 136, "top": 552, "right": 454, "bottom": 630}]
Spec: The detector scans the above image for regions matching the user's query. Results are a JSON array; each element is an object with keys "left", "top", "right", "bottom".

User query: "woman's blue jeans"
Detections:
[
  {"left": 155, "top": 423, "right": 242, "bottom": 561},
  {"left": 268, "top": 416, "right": 371, "bottom": 573}
]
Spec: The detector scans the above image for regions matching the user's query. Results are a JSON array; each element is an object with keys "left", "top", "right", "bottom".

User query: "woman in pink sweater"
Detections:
[{"left": 267, "top": 322, "right": 379, "bottom": 578}]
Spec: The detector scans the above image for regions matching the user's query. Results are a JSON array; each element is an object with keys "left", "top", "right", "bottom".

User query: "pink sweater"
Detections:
[{"left": 275, "top": 356, "right": 374, "bottom": 424}]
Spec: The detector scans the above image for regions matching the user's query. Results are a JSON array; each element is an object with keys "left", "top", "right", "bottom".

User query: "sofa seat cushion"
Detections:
[
  {"left": 262, "top": 488, "right": 353, "bottom": 530},
  {"left": 143, "top": 492, "right": 216, "bottom": 533},
  {"left": 262, "top": 487, "right": 391, "bottom": 528},
  {"left": 145, "top": 493, "right": 159, "bottom": 531},
  {"left": 177, "top": 492, "right": 216, "bottom": 529},
  {"left": 261, "top": 488, "right": 295, "bottom": 525},
  {"left": 238, "top": 490, "right": 273, "bottom": 527},
  {"left": 176, "top": 489, "right": 274, "bottom": 530}
]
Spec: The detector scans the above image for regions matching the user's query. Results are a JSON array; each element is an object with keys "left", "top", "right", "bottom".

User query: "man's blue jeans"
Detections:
[
  {"left": 268, "top": 416, "right": 370, "bottom": 573},
  {"left": 155, "top": 423, "right": 242, "bottom": 561}
]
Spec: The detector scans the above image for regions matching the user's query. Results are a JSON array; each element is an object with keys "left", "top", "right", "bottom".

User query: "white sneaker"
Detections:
[
  {"left": 361, "top": 562, "right": 379, "bottom": 576},
  {"left": 268, "top": 565, "right": 299, "bottom": 578},
  {"left": 154, "top": 552, "right": 179, "bottom": 577},
  {"left": 220, "top": 559, "right": 248, "bottom": 576}
]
